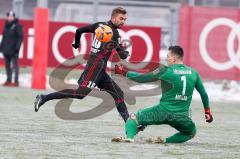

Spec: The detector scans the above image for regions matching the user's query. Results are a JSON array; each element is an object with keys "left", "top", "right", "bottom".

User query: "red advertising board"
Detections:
[
  {"left": 179, "top": 5, "right": 240, "bottom": 80},
  {"left": 0, "top": 19, "right": 161, "bottom": 71}
]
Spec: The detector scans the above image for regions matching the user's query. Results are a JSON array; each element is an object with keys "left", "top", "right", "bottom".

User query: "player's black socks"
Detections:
[
  {"left": 44, "top": 89, "right": 83, "bottom": 102},
  {"left": 116, "top": 102, "right": 129, "bottom": 122}
]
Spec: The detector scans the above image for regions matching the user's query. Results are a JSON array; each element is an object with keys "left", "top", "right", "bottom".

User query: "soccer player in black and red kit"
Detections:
[{"left": 34, "top": 7, "right": 130, "bottom": 122}]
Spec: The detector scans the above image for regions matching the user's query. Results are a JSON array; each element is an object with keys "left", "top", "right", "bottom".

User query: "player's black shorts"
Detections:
[
  {"left": 78, "top": 68, "right": 112, "bottom": 89},
  {"left": 77, "top": 66, "right": 124, "bottom": 102}
]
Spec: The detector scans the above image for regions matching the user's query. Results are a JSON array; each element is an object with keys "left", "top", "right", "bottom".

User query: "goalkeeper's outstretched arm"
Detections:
[
  {"left": 114, "top": 65, "right": 165, "bottom": 83},
  {"left": 126, "top": 71, "right": 159, "bottom": 83},
  {"left": 195, "top": 72, "right": 209, "bottom": 109},
  {"left": 195, "top": 72, "right": 213, "bottom": 123}
]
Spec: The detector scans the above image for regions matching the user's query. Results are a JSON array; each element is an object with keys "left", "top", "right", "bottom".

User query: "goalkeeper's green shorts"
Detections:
[{"left": 135, "top": 105, "right": 196, "bottom": 135}]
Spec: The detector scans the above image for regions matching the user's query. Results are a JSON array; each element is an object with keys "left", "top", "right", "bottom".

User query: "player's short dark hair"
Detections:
[
  {"left": 168, "top": 45, "right": 184, "bottom": 59},
  {"left": 111, "top": 7, "right": 127, "bottom": 18},
  {"left": 6, "top": 10, "right": 15, "bottom": 17}
]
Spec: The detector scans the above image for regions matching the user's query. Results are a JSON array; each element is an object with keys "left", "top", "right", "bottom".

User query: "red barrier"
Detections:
[
  {"left": 31, "top": 8, "right": 49, "bottom": 89},
  {"left": 0, "top": 19, "right": 161, "bottom": 71},
  {"left": 179, "top": 5, "right": 240, "bottom": 80}
]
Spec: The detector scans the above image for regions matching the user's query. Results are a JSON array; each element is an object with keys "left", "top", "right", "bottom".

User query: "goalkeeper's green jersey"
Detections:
[{"left": 126, "top": 64, "right": 209, "bottom": 113}]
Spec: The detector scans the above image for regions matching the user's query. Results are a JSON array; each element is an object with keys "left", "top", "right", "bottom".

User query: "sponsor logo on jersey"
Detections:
[{"left": 173, "top": 69, "right": 192, "bottom": 75}]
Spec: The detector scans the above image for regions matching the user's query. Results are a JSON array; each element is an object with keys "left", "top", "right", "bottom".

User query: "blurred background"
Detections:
[
  {"left": 0, "top": 0, "right": 239, "bottom": 97},
  {"left": 1, "top": 0, "right": 240, "bottom": 51}
]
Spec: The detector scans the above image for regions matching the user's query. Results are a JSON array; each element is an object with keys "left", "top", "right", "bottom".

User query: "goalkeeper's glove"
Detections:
[
  {"left": 72, "top": 43, "right": 80, "bottom": 49},
  {"left": 114, "top": 65, "right": 127, "bottom": 76},
  {"left": 204, "top": 108, "right": 213, "bottom": 123}
]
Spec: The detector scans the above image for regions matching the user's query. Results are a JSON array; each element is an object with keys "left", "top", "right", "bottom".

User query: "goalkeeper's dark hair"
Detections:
[
  {"left": 168, "top": 45, "right": 184, "bottom": 60},
  {"left": 111, "top": 7, "right": 127, "bottom": 18}
]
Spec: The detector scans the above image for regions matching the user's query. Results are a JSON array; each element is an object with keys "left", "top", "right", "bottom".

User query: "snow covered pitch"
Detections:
[{"left": 0, "top": 85, "right": 239, "bottom": 159}]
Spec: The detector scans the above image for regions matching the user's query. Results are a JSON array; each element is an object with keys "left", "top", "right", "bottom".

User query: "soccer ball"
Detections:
[{"left": 95, "top": 25, "right": 113, "bottom": 42}]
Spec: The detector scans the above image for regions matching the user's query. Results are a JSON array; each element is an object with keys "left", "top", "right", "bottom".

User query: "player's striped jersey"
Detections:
[{"left": 74, "top": 21, "right": 127, "bottom": 71}]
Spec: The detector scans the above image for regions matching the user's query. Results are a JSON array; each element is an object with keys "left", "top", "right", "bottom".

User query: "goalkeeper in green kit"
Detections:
[{"left": 112, "top": 45, "right": 213, "bottom": 143}]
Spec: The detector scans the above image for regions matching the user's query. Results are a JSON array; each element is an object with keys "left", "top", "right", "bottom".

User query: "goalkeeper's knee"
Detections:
[{"left": 190, "top": 127, "right": 197, "bottom": 138}]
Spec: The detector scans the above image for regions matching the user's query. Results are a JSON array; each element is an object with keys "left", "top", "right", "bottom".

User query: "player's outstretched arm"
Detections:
[
  {"left": 72, "top": 23, "right": 97, "bottom": 49},
  {"left": 114, "top": 65, "right": 159, "bottom": 83},
  {"left": 195, "top": 72, "right": 213, "bottom": 123}
]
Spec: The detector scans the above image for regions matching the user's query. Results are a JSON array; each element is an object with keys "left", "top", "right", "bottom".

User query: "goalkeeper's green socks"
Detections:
[{"left": 125, "top": 118, "right": 138, "bottom": 140}]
